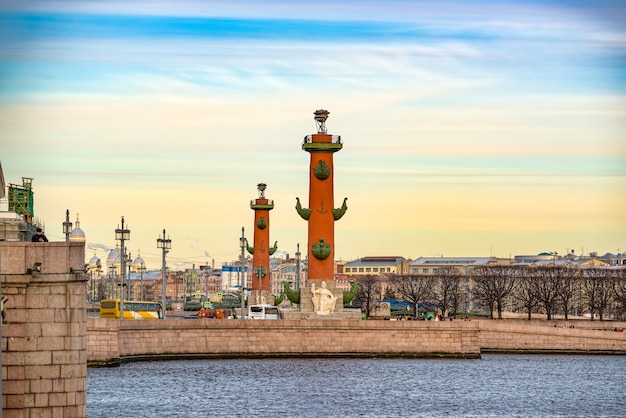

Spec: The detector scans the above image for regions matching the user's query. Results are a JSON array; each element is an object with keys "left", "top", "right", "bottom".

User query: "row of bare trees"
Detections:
[{"left": 354, "top": 266, "right": 626, "bottom": 320}]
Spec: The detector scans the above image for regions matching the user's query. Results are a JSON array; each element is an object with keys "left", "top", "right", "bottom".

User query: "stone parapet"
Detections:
[
  {"left": 88, "top": 318, "right": 481, "bottom": 364},
  {"left": 477, "top": 320, "right": 626, "bottom": 353},
  {"left": 86, "top": 318, "right": 626, "bottom": 366}
]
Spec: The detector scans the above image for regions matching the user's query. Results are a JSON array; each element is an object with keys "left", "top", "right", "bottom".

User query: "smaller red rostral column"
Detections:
[{"left": 248, "top": 183, "right": 277, "bottom": 301}]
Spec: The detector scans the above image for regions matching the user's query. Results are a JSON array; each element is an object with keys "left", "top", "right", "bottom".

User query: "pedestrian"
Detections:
[{"left": 31, "top": 228, "right": 48, "bottom": 242}]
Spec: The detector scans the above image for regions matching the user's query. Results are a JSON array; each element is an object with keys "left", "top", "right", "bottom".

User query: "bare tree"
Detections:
[
  {"left": 392, "top": 274, "right": 433, "bottom": 319},
  {"left": 472, "top": 266, "right": 516, "bottom": 320},
  {"left": 513, "top": 265, "right": 538, "bottom": 320},
  {"left": 612, "top": 268, "right": 626, "bottom": 319},
  {"left": 581, "top": 268, "right": 615, "bottom": 321},
  {"left": 557, "top": 268, "right": 579, "bottom": 320},
  {"left": 472, "top": 267, "right": 497, "bottom": 319},
  {"left": 354, "top": 275, "right": 382, "bottom": 319},
  {"left": 534, "top": 266, "right": 564, "bottom": 320},
  {"left": 433, "top": 267, "right": 461, "bottom": 319}
]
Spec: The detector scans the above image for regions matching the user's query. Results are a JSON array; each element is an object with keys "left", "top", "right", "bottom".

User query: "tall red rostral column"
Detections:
[
  {"left": 247, "top": 183, "right": 277, "bottom": 305},
  {"left": 296, "top": 110, "right": 348, "bottom": 313}
]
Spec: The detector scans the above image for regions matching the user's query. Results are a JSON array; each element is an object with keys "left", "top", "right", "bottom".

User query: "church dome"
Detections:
[
  {"left": 69, "top": 214, "right": 86, "bottom": 242},
  {"left": 107, "top": 247, "right": 120, "bottom": 263},
  {"left": 89, "top": 253, "right": 101, "bottom": 269}
]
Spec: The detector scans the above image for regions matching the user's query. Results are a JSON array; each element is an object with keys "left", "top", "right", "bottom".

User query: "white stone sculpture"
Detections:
[{"left": 311, "top": 281, "right": 337, "bottom": 315}]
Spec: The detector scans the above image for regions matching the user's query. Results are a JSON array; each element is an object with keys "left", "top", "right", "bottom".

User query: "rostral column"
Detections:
[
  {"left": 247, "top": 183, "right": 277, "bottom": 305},
  {"left": 296, "top": 110, "right": 348, "bottom": 312}
]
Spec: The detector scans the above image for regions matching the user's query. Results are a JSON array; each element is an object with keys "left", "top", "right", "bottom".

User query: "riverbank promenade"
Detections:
[{"left": 87, "top": 318, "right": 626, "bottom": 366}]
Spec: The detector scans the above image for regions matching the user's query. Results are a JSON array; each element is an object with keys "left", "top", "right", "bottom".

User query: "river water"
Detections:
[{"left": 87, "top": 355, "right": 626, "bottom": 417}]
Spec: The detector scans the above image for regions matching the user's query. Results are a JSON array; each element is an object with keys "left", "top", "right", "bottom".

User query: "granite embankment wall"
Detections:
[
  {"left": 87, "top": 318, "right": 626, "bottom": 365},
  {"left": 479, "top": 321, "right": 626, "bottom": 353},
  {"left": 87, "top": 318, "right": 481, "bottom": 364}
]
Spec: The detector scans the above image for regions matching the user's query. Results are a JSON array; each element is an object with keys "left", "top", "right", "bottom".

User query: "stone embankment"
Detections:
[{"left": 87, "top": 318, "right": 626, "bottom": 366}]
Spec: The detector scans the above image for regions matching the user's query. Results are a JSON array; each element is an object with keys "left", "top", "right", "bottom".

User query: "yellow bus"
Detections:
[{"left": 99, "top": 299, "right": 164, "bottom": 319}]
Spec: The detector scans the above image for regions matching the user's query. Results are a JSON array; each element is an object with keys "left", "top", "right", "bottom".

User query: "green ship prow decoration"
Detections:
[
  {"left": 283, "top": 281, "right": 300, "bottom": 304},
  {"left": 343, "top": 281, "right": 358, "bottom": 304}
]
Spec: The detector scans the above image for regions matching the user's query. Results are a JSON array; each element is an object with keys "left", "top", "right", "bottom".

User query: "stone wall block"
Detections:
[
  {"left": 34, "top": 392, "right": 49, "bottom": 408},
  {"left": 4, "top": 293, "right": 26, "bottom": 310},
  {"left": 6, "top": 365, "right": 25, "bottom": 381},
  {"left": 53, "top": 308, "right": 68, "bottom": 323},
  {"left": 45, "top": 295, "right": 67, "bottom": 309},
  {"left": 48, "top": 392, "right": 65, "bottom": 407},
  {"left": 24, "top": 351, "right": 52, "bottom": 366},
  {"left": 41, "top": 323, "right": 68, "bottom": 337},
  {"left": 24, "top": 365, "right": 61, "bottom": 380},
  {"left": 26, "top": 294, "right": 51, "bottom": 308},
  {"left": 52, "top": 378, "right": 64, "bottom": 392},
  {"left": 64, "top": 336, "right": 85, "bottom": 351},
  {"left": 3, "top": 352, "right": 25, "bottom": 366},
  {"left": 26, "top": 309, "right": 54, "bottom": 323},
  {"left": 60, "top": 364, "right": 85, "bottom": 379},
  {"left": 5, "top": 394, "right": 25, "bottom": 410},
  {"left": 6, "top": 307, "right": 27, "bottom": 324},
  {"left": 30, "top": 378, "right": 53, "bottom": 394},
  {"left": 69, "top": 322, "right": 84, "bottom": 337},
  {"left": 49, "top": 285, "right": 67, "bottom": 295},
  {"left": 52, "top": 350, "right": 79, "bottom": 365},
  {"left": 2, "top": 379, "right": 26, "bottom": 395},
  {"left": 38, "top": 336, "right": 64, "bottom": 352},
  {"left": 24, "top": 322, "right": 43, "bottom": 338},
  {"left": 27, "top": 286, "right": 51, "bottom": 296}
]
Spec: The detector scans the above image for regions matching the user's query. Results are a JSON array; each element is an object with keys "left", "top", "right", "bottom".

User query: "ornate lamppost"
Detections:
[
  {"left": 239, "top": 227, "right": 246, "bottom": 318},
  {"left": 295, "top": 243, "right": 301, "bottom": 291},
  {"left": 92, "top": 261, "right": 101, "bottom": 302},
  {"left": 137, "top": 258, "right": 146, "bottom": 301},
  {"left": 254, "top": 263, "right": 267, "bottom": 304},
  {"left": 115, "top": 217, "right": 130, "bottom": 318},
  {"left": 157, "top": 229, "right": 171, "bottom": 318},
  {"left": 126, "top": 251, "right": 132, "bottom": 300},
  {"left": 63, "top": 209, "right": 72, "bottom": 242}
]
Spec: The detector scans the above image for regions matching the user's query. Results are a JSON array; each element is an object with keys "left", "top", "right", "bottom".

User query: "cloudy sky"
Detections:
[{"left": 1, "top": 0, "right": 624, "bottom": 270}]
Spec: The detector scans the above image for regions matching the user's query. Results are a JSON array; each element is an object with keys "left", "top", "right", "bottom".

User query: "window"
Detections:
[
  {"left": 366, "top": 268, "right": 371, "bottom": 272},
  {"left": 373, "top": 267, "right": 378, "bottom": 272},
  {"left": 359, "top": 267, "right": 364, "bottom": 272},
  {"left": 422, "top": 268, "right": 429, "bottom": 273}
]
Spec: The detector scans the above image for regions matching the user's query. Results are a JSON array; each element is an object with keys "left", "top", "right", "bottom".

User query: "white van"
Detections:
[{"left": 248, "top": 304, "right": 280, "bottom": 320}]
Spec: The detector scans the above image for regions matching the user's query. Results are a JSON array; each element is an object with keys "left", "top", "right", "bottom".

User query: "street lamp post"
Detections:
[
  {"left": 138, "top": 261, "right": 146, "bottom": 301},
  {"left": 295, "top": 243, "right": 301, "bottom": 291},
  {"left": 115, "top": 217, "right": 130, "bottom": 319},
  {"left": 127, "top": 251, "right": 132, "bottom": 301},
  {"left": 204, "top": 262, "right": 209, "bottom": 300},
  {"left": 91, "top": 261, "right": 101, "bottom": 302},
  {"left": 239, "top": 227, "right": 246, "bottom": 318},
  {"left": 255, "top": 263, "right": 267, "bottom": 304},
  {"left": 108, "top": 267, "right": 116, "bottom": 299},
  {"left": 157, "top": 229, "right": 171, "bottom": 318},
  {"left": 63, "top": 209, "right": 72, "bottom": 243}
]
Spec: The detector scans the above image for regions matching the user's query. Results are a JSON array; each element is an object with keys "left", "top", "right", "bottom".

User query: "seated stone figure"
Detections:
[{"left": 311, "top": 281, "right": 337, "bottom": 315}]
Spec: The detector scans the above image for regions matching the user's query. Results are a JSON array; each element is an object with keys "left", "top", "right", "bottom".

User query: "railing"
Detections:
[
  {"left": 302, "top": 135, "right": 342, "bottom": 144},
  {"left": 250, "top": 199, "right": 274, "bottom": 206}
]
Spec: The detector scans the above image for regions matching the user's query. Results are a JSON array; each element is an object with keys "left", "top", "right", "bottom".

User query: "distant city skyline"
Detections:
[{"left": 1, "top": 1, "right": 624, "bottom": 270}]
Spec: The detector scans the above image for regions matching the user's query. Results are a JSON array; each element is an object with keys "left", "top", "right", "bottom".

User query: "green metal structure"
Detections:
[{"left": 8, "top": 177, "right": 34, "bottom": 217}]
